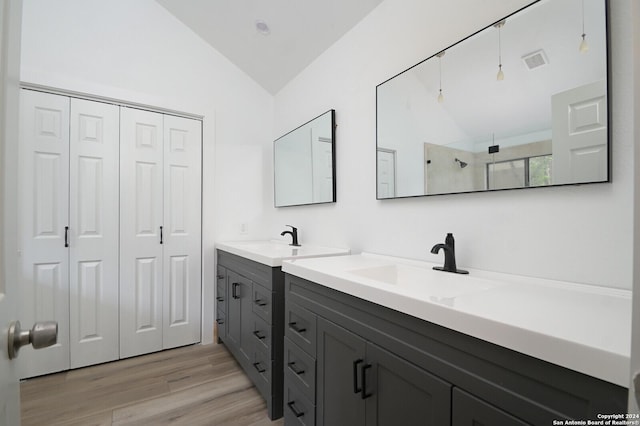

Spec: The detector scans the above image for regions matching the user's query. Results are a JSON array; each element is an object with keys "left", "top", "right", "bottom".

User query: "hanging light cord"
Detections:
[
  {"left": 439, "top": 55, "right": 442, "bottom": 93},
  {"left": 581, "top": 0, "right": 586, "bottom": 38},
  {"left": 498, "top": 25, "right": 502, "bottom": 69}
]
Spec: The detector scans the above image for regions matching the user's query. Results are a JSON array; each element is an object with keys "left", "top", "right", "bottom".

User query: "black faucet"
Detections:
[
  {"left": 430, "top": 233, "right": 468, "bottom": 274},
  {"left": 281, "top": 225, "right": 300, "bottom": 246}
]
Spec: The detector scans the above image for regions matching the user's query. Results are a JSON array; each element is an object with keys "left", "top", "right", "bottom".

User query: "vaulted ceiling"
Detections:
[{"left": 155, "top": 0, "right": 384, "bottom": 94}]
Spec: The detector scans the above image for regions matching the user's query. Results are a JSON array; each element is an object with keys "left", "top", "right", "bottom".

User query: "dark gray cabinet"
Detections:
[
  {"left": 452, "top": 388, "right": 530, "bottom": 426},
  {"left": 316, "top": 317, "right": 366, "bottom": 426},
  {"left": 216, "top": 250, "right": 284, "bottom": 420},
  {"left": 311, "top": 315, "right": 451, "bottom": 426},
  {"left": 283, "top": 273, "right": 627, "bottom": 426}
]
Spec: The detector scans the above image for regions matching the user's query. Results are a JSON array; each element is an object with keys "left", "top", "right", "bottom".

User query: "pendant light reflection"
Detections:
[
  {"left": 494, "top": 20, "right": 506, "bottom": 81},
  {"left": 436, "top": 51, "right": 445, "bottom": 103},
  {"left": 579, "top": 0, "right": 589, "bottom": 53}
]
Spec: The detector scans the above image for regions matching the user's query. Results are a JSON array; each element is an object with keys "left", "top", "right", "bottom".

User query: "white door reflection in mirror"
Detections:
[{"left": 377, "top": 149, "right": 396, "bottom": 198}]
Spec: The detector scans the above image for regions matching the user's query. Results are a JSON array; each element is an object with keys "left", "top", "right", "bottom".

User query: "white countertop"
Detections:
[
  {"left": 216, "top": 240, "right": 350, "bottom": 267},
  {"left": 281, "top": 253, "right": 631, "bottom": 387}
]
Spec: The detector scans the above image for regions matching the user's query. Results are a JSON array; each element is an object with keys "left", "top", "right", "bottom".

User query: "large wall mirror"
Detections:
[
  {"left": 274, "top": 110, "right": 336, "bottom": 207},
  {"left": 376, "top": 0, "right": 609, "bottom": 199}
]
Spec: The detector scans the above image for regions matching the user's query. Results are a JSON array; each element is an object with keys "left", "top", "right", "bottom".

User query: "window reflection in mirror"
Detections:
[
  {"left": 376, "top": 0, "right": 609, "bottom": 199},
  {"left": 274, "top": 110, "right": 336, "bottom": 207}
]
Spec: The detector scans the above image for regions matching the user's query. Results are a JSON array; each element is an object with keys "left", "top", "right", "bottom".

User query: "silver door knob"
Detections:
[{"left": 7, "top": 320, "right": 58, "bottom": 360}]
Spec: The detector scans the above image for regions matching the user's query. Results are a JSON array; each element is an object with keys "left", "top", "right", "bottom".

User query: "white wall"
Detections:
[
  {"left": 20, "top": 0, "right": 275, "bottom": 343},
  {"left": 271, "top": 0, "right": 636, "bottom": 290}
]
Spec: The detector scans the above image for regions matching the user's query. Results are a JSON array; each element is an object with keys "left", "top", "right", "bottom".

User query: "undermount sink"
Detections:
[{"left": 348, "top": 264, "right": 503, "bottom": 303}]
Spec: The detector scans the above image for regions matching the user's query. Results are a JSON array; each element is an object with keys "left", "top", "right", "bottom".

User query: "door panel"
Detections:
[
  {"left": 69, "top": 98, "right": 119, "bottom": 368},
  {"left": 365, "top": 343, "right": 451, "bottom": 426},
  {"left": 452, "top": 388, "right": 531, "bottom": 426},
  {"left": 551, "top": 80, "right": 607, "bottom": 184},
  {"left": 162, "top": 115, "right": 201, "bottom": 349},
  {"left": 18, "top": 90, "right": 70, "bottom": 378},
  {"left": 376, "top": 149, "right": 396, "bottom": 198},
  {"left": 317, "top": 317, "right": 366, "bottom": 426},
  {"left": 120, "top": 108, "right": 164, "bottom": 358}
]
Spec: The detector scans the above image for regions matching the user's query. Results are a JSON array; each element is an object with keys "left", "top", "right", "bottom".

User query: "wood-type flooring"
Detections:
[{"left": 20, "top": 343, "right": 284, "bottom": 426}]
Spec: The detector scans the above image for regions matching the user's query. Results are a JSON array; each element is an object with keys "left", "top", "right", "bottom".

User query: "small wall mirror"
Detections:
[
  {"left": 376, "top": 0, "right": 609, "bottom": 199},
  {"left": 274, "top": 110, "right": 336, "bottom": 207}
]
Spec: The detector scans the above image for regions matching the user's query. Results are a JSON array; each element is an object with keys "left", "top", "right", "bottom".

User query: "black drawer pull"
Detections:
[
  {"left": 287, "top": 361, "right": 305, "bottom": 376},
  {"left": 64, "top": 226, "right": 69, "bottom": 247},
  {"left": 216, "top": 274, "right": 224, "bottom": 280},
  {"left": 287, "top": 401, "right": 304, "bottom": 418},
  {"left": 253, "top": 362, "right": 266, "bottom": 373},
  {"left": 353, "top": 359, "right": 363, "bottom": 393},
  {"left": 288, "top": 321, "right": 306, "bottom": 334},
  {"left": 232, "top": 282, "right": 240, "bottom": 299},
  {"left": 253, "top": 330, "right": 266, "bottom": 340},
  {"left": 254, "top": 299, "right": 268, "bottom": 307},
  {"left": 216, "top": 318, "right": 224, "bottom": 325},
  {"left": 216, "top": 296, "right": 224, "bottom": 302},
  {"left": 361, "top": 363, "right": 372, "bottom": 399}
]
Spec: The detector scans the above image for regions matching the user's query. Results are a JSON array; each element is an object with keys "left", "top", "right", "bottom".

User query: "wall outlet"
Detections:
[{"left": 239, "top": 223, "right": 248, "bottom": 235}]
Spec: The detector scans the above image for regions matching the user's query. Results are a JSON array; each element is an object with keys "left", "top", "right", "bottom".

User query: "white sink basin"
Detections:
[
  {"left": 216, "top": 240, "right": 350, "bottom": 267},
  {"left": 348, "top": 264, "right": 502, "bottom": 303}
]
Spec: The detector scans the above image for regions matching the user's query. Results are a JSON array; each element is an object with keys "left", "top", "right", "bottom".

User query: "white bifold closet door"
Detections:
[
  {"left": 18, "top": 90, "right": 120, "bottom": 377},
  {"left": 68, "top": 98, "right": 120, "bottom": 369},
  {"left": 19, "top": 90, "right": 70, "bottom": 378},
  {"left": 119, "top": 108, "right": 201, "bottom": 359}
]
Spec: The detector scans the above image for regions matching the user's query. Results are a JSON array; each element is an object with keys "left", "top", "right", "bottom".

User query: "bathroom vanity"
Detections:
[
  {"left": 281, "top": 254, "right": 629, "bottom": 425},
  {"left": 215, "top": 241, "right": 349, "bottom": 420}
]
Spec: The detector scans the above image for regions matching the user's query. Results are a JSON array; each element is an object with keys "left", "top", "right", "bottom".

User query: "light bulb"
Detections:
[
  {"left": 437, "top": 90, "right": 444, "bottom": 103},
  {"left": 579, "top": 34, "right": 589, "bottom": 53},
  {"left": 496, "top": 65, "right": 504, "bottom": 81}
]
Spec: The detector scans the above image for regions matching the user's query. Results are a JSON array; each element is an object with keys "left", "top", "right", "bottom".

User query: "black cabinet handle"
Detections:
[
  {"left": 253, "top": 330, "right": 266, "bottom": 340},
  {"left": 216, "top": 274, "right": 224, "bottom": 280},
  {"left": 254, "top": 299, "right": 267, "bottom": 307},
  {"left": 64, "top": 226, "right": 69, "bottom": 247},
  {"left": 361, "top": 364, "right": 372, "bottom": 399},
  {"left": 216, "top": 296, "right": 224, "bottom": 302},
  {"left": 253, "top": 362, "right": 266, "bottom": 373},
  {"left": 287, "top": 361, "right": 305, "bottom": 376},
  {"left": 288, "top": 321, "right": 306, "bottom": 334},
  {"left": 232, "top": 283, "right": 240, "bottom": 299},
  {"left": 216, "top": 318, "right": 224, "bottom": 325},
  {"left": 287, "top": 401, "right": 304, "bottom": 418},
  {"left": 160, "top": 226, "right": 163, "bottom": 244},
  {"left": 353, "top": 359, "right": 363, "bottom": 393}
]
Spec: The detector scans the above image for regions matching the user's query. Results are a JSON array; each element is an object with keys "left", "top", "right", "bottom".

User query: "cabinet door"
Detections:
[
  {"left": 364, "top": 343, "right": 451, "bottom": 426},
  {"left": 69, "top": 98, "right": 120, "bottom": 368},
  {"left": 227, "top": 271, "right": 252, "bottom": 364},
  {"left": 162, "top": 115, "right": 201, "bottom": 349},
  {"left": 317, "top": 317, "right": 366, "bottom": 426},
  {"left": 119, "top": 107, "right": 164, "bottom": 358},
  {"left": 452, "top": 388, "right": 531, "bottom": 426},
  {"left": 18, "top": 90, "right": 70, "bottom": 378}
]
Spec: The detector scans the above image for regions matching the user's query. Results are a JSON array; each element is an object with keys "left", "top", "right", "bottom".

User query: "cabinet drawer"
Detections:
[
  {"left": 251, "top": 345, "right": 272, "bottom": 399},
  {"left": 216, "top": 312, "right": 226, "bottom": 340},
  {"left": 252, "top": 282, "right": 272, "bottom": 323},
  {"left": 216, "top": 266, "right": 226, "bottom": 299},
  {"left": 284, "top": 337, "right": 316, "bottom": 403},
  {"left": 286, "top": 302, "right": 317, "bottom": 357},
  {"left": 251, "top": 314, "right": 272, "bottom": 352},
  {"left": 284, "top": 381, "right": 315, "bottom": 426}
]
